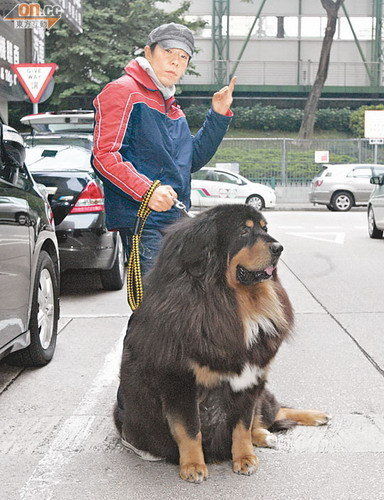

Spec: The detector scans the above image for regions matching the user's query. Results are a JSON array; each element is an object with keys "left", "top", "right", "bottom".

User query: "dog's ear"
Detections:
[{"left": 171, "top": 216, "right": 218, "bottom": 277}]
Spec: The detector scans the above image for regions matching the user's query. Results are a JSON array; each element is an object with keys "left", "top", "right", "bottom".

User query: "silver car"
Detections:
[
  {"left": 368, "top": 173, "right": 384, "bottom": 238},
  {"left": 309, "top": 163, "right": 384, "bottom": 211}
]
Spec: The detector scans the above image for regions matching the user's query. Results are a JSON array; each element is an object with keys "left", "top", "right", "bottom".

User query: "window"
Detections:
[
  {"left": 214, "top": 171, "right": 240, "bottom": 184},
  {"left": 350, "top": 168, "right": 372, "bottom": 178},
  {"left": 192, "top": 170, "right": 210, "bottom": 181}
]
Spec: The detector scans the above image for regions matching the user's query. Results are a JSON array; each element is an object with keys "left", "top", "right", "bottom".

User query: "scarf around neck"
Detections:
[{"left": 135, "top": 56, "right": 176, "bottom": 100}]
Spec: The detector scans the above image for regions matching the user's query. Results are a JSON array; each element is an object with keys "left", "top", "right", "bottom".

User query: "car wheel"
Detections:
[
  {"left": 331, "top": 192, "right": 353, "bottom": 212},
  {"left": 368, "top": 206, "right": 383, "bottom": 239},
  {"left": 7, "top": 251, "right": 59, "bottom": 367},
  {"left": 100, "top": 234, "right": 125, "bottom": 291},
  {"left": 246, "top": 195, "right": 264, "bottom": 211}
]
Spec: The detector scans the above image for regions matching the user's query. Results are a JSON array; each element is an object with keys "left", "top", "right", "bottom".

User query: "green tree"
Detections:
[{"left": 45, "top": 0, "right": 204, "bottom": 105}]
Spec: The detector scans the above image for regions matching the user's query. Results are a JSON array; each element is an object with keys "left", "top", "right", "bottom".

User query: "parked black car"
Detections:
[
  {"left": 25, "top": 145, "right": 125, "bottom": 290},
  {"left": 0, "top": 124, "right": 60, "bottom": 366}
]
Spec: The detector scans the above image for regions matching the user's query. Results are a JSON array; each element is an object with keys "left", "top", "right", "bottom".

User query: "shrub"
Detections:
[
  {"left": 185, "top": 104, "right": 351, "bottom": 133},
  {"left": 315, "top": 108, "right": 351, "bottom": 132}
]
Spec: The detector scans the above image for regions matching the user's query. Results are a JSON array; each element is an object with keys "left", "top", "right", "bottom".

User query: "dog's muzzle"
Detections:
[{"left": 236, "top": 265, "right": 275, "bottom": 285}]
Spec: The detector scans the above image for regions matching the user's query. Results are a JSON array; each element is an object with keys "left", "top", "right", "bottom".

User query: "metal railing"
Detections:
[
  {"left": 181, "top": 60, "right": 382, "bottom": 87},
  {"left": 207, "top": 138, "right": 384, "bottom": 187}
]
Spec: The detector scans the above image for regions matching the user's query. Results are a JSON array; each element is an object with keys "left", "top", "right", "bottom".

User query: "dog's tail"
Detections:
[{"left": 268, "top": 418, "right": 298, "bottom": 433}]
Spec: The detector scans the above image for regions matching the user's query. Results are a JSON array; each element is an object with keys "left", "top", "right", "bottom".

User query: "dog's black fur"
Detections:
[{"left": 114, "top": 205, "right": 298, "bottom": 473}]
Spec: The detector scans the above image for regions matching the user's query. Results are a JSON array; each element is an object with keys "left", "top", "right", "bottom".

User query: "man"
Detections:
[{"left": 92, "top": 22, "right": 236, "bottom": 274}]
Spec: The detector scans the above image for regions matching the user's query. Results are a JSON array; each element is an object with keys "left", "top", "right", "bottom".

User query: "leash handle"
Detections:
[{"left": 127, "top": 180, "right": 161, "bottom": 310}]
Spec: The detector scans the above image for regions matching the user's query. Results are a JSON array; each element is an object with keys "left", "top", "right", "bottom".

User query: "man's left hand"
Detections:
[{"left": 211, "top": 76, "right": 237, "bottom": 116}]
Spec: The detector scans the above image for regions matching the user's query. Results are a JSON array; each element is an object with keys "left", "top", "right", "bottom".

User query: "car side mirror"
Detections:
[
  {"left": 370, "top": 176, "right": 381, "bottom": 185},
  {"left": 236, "top": 178, "right": 243, "bottom": 185}
]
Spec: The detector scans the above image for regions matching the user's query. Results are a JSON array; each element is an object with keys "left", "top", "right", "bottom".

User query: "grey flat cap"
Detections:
[{"left": 147, "top": 23, "right": 195, "bottom": 58}]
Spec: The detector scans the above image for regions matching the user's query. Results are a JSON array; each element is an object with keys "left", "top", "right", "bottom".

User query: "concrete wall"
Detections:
[
  {"left": 160, "top": 0, "right": 374, "bottom": 17},
  {"left": 159, "top": 0, "right": 377, "bottom": 87}
]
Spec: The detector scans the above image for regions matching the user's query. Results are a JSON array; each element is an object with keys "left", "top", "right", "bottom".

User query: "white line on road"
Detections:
[
  {"left": 287, "top": 232, "right": 346, "bottom": 244},
  {"left": 19, "top": 327, "right": 125, "bottom": 500}
]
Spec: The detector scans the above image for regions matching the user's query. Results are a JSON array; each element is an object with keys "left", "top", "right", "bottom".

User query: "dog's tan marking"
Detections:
[
  {"left": 232, "top": 421, "right": 259, "bottom": 475},
  {"left": 276, "top": 408, "right": 330, "bottom": 426},
  {"left": 168, "top": 421, "right": 208, "bottom": 483},
  {"left": 227, "top": 241, "right": 271, "bottom": 290},
  {"left": 245, "top": 219, "right": 254, "bottom": 228},
  {"left": 232, "top": 278, "right": 289, "bottom": 347},
  {"left": 259, "top": 219, "right": 267, "bottom": 229},
  {"left": 190, "top": 362, "right": 222, "bottom": 388},
  {"left": 251, "top": 414, "right": 277, "bottom": 448}
]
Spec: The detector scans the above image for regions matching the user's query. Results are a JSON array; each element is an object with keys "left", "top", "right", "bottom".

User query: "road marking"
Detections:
[
  {"left": 19, "top": 327, "right": 125, "bottom": 500},
  {"left": 287, "top": 232, "right": 345, "bottom": 244}
]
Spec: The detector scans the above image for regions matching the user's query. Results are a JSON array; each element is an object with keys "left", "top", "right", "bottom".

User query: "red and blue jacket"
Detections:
[{"left": 91, "top": 59, "right": 233, "bottom": 230}]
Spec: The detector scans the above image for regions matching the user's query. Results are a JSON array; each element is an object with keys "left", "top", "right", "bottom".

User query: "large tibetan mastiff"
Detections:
[{"left": 114, "top": 204, "right": 329, "bottom": 482}]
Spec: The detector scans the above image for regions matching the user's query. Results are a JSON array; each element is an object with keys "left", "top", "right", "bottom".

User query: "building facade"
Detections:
[{"left": 161, "top": 0, "right": 384, "bottom": 95}]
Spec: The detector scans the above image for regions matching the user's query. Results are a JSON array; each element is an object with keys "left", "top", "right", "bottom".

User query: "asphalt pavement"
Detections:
[{"left": 0, "top": 210, "right": 383, "bottom": 500}]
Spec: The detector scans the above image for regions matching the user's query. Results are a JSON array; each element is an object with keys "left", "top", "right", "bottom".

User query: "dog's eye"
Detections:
[
  {"left": 262, "top": 225, "right": 268, "bottom": 232},
  {"left": 240, "top": 226, "right": 251, "bottom": 237}
]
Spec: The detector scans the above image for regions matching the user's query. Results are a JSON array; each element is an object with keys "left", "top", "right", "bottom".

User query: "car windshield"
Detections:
[{"left": 25, "top": 146, "right": 91, "bottom": 172}]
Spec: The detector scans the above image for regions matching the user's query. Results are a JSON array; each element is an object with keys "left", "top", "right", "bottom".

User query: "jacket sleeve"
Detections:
[
  {"left": 91, "top": 81, "right": 152, "bottom": 201},
  {"left": 191, "top": 107, "right": 233, "bottom": 173}
]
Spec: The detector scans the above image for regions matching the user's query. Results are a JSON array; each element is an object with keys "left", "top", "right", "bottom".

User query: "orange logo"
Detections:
[{"left": 4, "top": 2, "right": 62, "bottom": 29}]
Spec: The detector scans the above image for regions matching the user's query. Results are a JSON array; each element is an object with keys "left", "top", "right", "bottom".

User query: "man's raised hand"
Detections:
[{"left": 211, "top": 76, "right": 237, "bottom": 116}]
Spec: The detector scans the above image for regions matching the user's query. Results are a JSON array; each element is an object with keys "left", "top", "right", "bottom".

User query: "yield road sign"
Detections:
[{"left": 11, "top": 63, "right": 58, "bottom": 103}]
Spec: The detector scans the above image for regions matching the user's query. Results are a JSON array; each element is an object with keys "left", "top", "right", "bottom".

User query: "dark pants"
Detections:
[
  {"left": 117, "top": 226, "right": 165, "bottom": 415},
  {"left": 118, "top": 226, "right": 164, "bottom": 275}
]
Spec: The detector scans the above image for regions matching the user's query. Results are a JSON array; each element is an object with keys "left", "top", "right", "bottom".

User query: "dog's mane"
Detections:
[{"left": 128, "top": 206, "right": 293, "bottom": 374}]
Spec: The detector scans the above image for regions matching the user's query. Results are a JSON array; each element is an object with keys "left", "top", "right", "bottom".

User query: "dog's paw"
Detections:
[
  {"left": 252, "top": 429, "right": 278, "bottom": 448},
  {"left": 232, "top": 454, "right": 259, "bottom": 476},
  {"left": 179, "top": 463, "right": 208, "bottom": 483},
  {"left": 301, "top": 411, "right": 331, "bottom": 426}
]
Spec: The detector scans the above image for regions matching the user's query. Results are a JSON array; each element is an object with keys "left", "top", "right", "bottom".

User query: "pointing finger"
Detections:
[{"left": 228, "top": 76, "right": 237, "bottom": 92}]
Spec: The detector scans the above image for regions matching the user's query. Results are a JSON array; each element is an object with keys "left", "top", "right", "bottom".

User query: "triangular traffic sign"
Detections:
[{"left": 11, "top": 63, "right": 58, "bottom": 103}]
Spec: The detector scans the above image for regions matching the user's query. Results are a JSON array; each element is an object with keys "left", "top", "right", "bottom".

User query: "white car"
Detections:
[{"left": 191, "top": 168, "right": 276, "bottom": 210}]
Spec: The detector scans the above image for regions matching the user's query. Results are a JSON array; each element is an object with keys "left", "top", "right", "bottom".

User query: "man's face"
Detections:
[{"left": 144, "top": 44, "right": 189, "bottom": 86}]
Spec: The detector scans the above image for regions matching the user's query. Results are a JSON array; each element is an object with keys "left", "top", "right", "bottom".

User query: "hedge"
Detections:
[
  {"left": 207, "top": 146, "right": 358, "bottom": 184},
  {"left": 186, "top": 104, "right": 352, "bottom": 133}
]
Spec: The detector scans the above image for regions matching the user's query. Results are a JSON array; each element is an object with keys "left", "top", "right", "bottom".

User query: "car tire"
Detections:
[
  {"left": 6, "top": 250, "right": 59, "bottom": 367},
  {"left": 368, "top": 206, "right": 383, "bottom": 239},
  {"left": 331, "top": 191, "right": 354, "bottom": 212},
  {"left": 100, "top": 234, "right": 125, "bottom": 291},
  {"left": 246, "top": 194, "right": 264, "bottom": 211}
]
